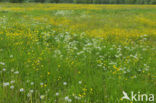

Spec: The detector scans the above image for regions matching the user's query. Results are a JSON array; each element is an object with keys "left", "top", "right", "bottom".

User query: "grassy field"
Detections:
[{"left": 0, "top": 3, "right": 156, "bottom": 103}]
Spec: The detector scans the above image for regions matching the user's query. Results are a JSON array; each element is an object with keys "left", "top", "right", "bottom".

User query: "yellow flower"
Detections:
[
  {"left": 58, "top": 65, "right": 61, "bottom": 68},
  {"left": 90, "top": 88, "right": 93, "bottom": 91},
  {"left": 44, "top": 84, "right": 47, "bottom": 87},
  {"left": 82, "top": 88, "right": 87, "bottom": 91},
  {"left": 71, "top": 61, "right": 74, "bottom": 65},
  {"left": 83, "top": 92, "right": 86, "bottom": 96},
  {"left": 36, "top": 68, "right": 39, "bottom": 71},
  {"left": 79, "top": 94, "right": 82, "bottom": 97}
]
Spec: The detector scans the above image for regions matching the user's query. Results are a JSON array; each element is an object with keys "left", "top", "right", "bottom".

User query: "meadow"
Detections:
[{"left": 0, "top": 3, "right": 156, "bottom": 103}]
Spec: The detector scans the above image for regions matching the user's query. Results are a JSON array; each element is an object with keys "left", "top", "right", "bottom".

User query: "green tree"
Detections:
[
  {"left": 53, "top": 0, "right": 59, "bottom": 3},
  {"left": 73, "top": 0, "right": 77, "bottom": 3},
  {"left": 9, "top": 0, "right": 24, "bottom": 3}
]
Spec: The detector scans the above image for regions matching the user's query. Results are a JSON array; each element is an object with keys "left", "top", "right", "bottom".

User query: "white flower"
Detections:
[
  {"left": 10, "top": 85, "right": 14, "bottom": 89},
  {"left": 27, "top": 93, "right": 31, "bottom": 97},
  {"left": 40, "top": 95, "right": 45, "bottom": 99},
  {"left": 10, "top": 55, "right": 13, "bottom": 58},
  {"left": 63, "top": 82, "right": 67, "bottom": 86},
  {"left": 68, "top": 99, "right": 72, "bottom": 102},
  {"left": 30, "top": 82, "right": 34, "bottom": 85},
  {"left": 40, "top": 83, "right": 44, "bottom": 85},
  {"left": 20, "top": 88, "right": 24, "bottom": 92},
  {"left": 78, "top": 81, "right": 82, "bottom": 84},
  {"left": 3, "top": 82, "right": 9, "bottom": 87},
  {"left": 56, "top": 92, "right": 59, "bottom": 96},
  {"left": 29, "top": 89, "right": 34, "bottom": 93},
  {"left": 14, "top": 71, "right": 19, "bottom": 74},
  {"left": 3, "top": 68, "right": 6, "bottom": 71},
  {"left": 10, "top": 80, "right": 15, "bottom": 84},
  {"left": 26, "top": 80, "right": 30, "bottom": 83},
  {"left": 11, "top": 69, "right": 14, "bottom": 72},
  {"left": 75, "top": 96, "right": 81, "bottom": 100},
  {"left": 64, "top": 96, "right": 72, "bottom": 102},
  {"left": 65, "top": 96, "right": 69, "bottom": 100},
  {"left": 0, "top": 62, "right": 5, "bottom": 65}
]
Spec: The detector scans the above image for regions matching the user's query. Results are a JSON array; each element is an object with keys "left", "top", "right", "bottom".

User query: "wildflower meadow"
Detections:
[{"left": 0, "top": 3, "right": 156, "bottom": 103}]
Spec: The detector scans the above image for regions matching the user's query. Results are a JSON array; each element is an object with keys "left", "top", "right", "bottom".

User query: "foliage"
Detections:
[{"left": 0, "top": 0, "right": 156, "bottom": 4}]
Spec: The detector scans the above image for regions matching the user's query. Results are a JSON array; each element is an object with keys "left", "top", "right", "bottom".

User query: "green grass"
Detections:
[{"left": 0, "top": 3, "right": 156, "bottom": 103}]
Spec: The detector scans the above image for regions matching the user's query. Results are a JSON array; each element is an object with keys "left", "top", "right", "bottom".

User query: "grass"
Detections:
[{"left": 0, "top": 3, "right": 156, "bottom": 103}]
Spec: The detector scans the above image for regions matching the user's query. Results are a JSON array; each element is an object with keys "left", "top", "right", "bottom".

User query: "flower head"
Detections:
[
  {"left": 20, "top": 88, "right": 24, "bottom": 92},
  {"left": 63, "top": 82, "right": 67, "bottom": 86}
]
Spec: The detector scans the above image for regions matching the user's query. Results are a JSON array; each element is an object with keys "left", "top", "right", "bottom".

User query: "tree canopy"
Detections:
[{"left": 0, "top": 0, "right": 156, "bottom": 4}]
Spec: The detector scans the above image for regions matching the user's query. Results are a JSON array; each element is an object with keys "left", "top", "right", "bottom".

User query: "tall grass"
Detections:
[{"left": 0, "top": 3, "right": 156, "bottom": 103}]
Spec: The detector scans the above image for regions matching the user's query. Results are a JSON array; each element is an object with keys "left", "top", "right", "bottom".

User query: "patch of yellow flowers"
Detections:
[
  {"left": 0, "top": 3, "right": 156, "bottom": 40},
  {"left": 0, "top": 3, "right": 156, "bottom": 11}
]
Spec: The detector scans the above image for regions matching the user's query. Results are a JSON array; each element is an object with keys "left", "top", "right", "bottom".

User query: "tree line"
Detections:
[{"left": 0, "top": 0, "right": 156, "bottom": 4}]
